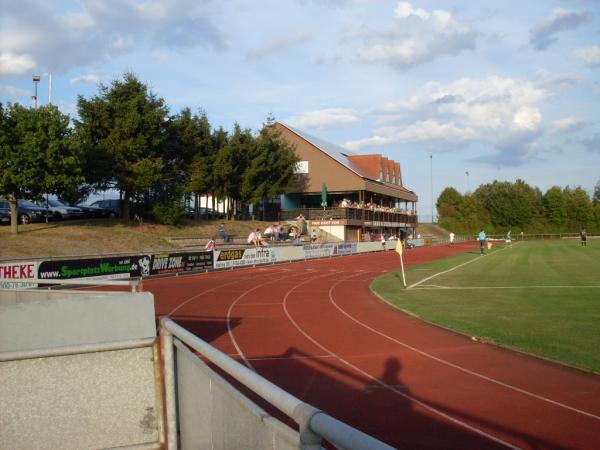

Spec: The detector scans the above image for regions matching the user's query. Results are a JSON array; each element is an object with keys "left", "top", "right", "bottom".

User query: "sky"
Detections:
[{"left": 1, "top": 0, "right": 599, "bottom": 220}]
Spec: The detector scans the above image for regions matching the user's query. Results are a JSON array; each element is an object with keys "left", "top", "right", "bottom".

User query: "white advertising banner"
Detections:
[
  {"left": 274, "top": 246, "right": 305, "bottom": 262},
  {"left": 214, "top": 247, "right": 278, "bottom": 269},
  {"left": 0, "top": 261, "right": 39, "bottom": 289},
  {"left": 302, "top": 243, "right": 335, "bottom": 259},
  {"left": 356, "top": 242, "right": 386, "bottom": 253},
  {"left": 332, "top": 242, "right": 357, "bottom": 256}
]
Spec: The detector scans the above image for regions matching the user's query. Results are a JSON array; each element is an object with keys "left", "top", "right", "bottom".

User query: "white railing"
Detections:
[{"left": 160, "top": 318, "right": 395, "bottom": 450}]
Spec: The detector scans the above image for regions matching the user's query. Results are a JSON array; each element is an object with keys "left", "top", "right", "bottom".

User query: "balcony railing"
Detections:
[{"left": 280, "top": 207, "right": 418, "bottom": 226}]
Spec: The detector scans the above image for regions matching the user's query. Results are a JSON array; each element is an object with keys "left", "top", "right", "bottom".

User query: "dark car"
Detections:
[
  {"left": 0, "top": 199, "right": 50, "bottom": 224},
  {"left": 76, "top": 203, "right": 107, "bottom": 218},
  {"left": 88, "top": 199, "right": 121, "bottom": 218},
  {"left": 0, "top": 202, "right": 10, "bottom": 225}
]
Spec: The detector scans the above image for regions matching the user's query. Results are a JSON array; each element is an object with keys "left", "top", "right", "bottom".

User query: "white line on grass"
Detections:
[
  {"left": 412, "top": 285, "right": 600, "bottom": 290},
  {"left": 408, "top": 245, "right": 510, "bottom": 289}
]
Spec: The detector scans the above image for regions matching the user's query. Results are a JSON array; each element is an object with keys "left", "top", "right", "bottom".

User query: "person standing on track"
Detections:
[
  {"left": 478, "top": 229, "right": 487, "bottom": 255},
  {"left": 449, "top": 232, "right": 455, "bottom": 245}
]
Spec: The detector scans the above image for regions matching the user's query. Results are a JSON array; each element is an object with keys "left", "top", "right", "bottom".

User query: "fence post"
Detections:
[
  {"left": 293, "top": 403, "right": 322, "bottom": 450},
  {"left": 160, "top": 318, "right": 178, "bottom": 450}
]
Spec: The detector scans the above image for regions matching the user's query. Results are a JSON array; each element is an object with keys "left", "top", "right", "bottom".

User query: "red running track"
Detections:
[{"left": 145, "top": 242, "right": 600, "bottom": 449}]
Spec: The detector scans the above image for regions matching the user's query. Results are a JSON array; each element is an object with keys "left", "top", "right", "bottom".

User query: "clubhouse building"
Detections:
[{"left": 274, "top": 122, "right": 418, "bottom": 242}]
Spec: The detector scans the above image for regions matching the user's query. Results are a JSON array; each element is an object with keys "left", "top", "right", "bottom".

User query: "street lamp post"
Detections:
[
  {"left": 32, "top": 75, "right": 40, "bottom": 109},
  {"left": 429, "top": 154, "right": 433, "bottom": 223}
]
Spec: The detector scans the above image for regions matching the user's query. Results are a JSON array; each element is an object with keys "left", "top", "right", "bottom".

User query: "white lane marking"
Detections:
[
  {"left": 246, "top": 354, "right": 335, "bottom": 362},
  {"left": 331, "top": 276, "right": 600, "bottom": 422},
  {"left": 226, "top": 271, "right": 343, "bottom": 372},
  {"left": 281, "top": 275, "right": 523, "bottom": 450}
]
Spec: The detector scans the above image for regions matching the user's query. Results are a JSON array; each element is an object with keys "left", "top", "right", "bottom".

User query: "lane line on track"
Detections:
[
  {"left": 280, "top": 271, "right": 522, "bottom": 450},
  {"left": 226, "top": 271, "right": 340, "bottom": 372},
  {"left": 329, "top": 273, "right": 600, "bottom": 422}
]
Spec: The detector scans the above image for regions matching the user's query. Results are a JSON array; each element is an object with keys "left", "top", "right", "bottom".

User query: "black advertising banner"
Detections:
[
  {"left": 38, "top": 255, "right": 150, "bottom": 281},
  {"left": 149, "top": 251, "right": 213, "bottom": 275}
]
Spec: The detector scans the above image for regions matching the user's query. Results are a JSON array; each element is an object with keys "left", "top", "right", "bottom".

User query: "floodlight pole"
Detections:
[
  {"left": 466, "top": 170, "right": 470, "bottom": 193},
  {"left": 32, "top": 75, "right": 41, "bottom": 109},
  {"left": 429, "top": 154, "right": 433, "bottom": 223}
]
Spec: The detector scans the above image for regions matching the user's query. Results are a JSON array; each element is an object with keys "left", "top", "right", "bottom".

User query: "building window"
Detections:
[{"left": 294, "top": 161, "right": 309, "bottom": 174}]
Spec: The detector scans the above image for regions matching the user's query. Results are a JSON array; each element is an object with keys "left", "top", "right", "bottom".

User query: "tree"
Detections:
[
  {"left": 436, "top": 187, "right": 463, "bottom": 219},
  {"left": 593, "top": 179, "right": 600, "bottom": 206},
  {"left": 240, "top": 125, "right": 300, "bottom": 212},
  {"left": 0, "top": 103, "right": 82, "bottom": 233},
  {"left": 474, "top": 180, "right": 536, "bottom": 230},
  {"left": 564, "top": 186, "right": 593, "bottom": 230},
  {"left": 75, "top": 73, "right": 169, "bottom": 220},
  {"left": 213, "top": 124, "right": 253, "bottom": 218},
  {"left": 543, "top": 186, "right": 567, "bottom": 231}
]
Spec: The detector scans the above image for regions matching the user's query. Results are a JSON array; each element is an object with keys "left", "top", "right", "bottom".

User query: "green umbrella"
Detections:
[{"left": 321, "top": 183, "right": 327, "bottom": 208}]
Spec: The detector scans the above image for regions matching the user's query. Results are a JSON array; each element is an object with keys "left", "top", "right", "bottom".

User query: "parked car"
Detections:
[
  {"left": 0, "top": 199, "right": 50, "bottom": 224},
  {"left": 88, "top": 199, "right": 121, "bottom": 218},
  {"left": 76, "top": 203, "right": 107, "bottom": 218},
  {"left": 0, "top": 203, "right": 10, "bottom": 225},
  {"left": 40, "top": 198, "right": 84, "bottom": 220}
]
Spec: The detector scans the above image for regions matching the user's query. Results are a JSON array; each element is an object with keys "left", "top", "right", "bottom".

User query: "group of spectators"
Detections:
[
  {"left": 248, "top": 223, "right": 304, "bottom": 247},
  {"left": 334, "top": 198, "right": 416, "bottom": 215}
]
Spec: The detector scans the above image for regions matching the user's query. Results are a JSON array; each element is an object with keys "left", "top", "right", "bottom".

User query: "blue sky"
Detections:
[{"left": 1, "top": 0, "right": 599, "bottom": 219}]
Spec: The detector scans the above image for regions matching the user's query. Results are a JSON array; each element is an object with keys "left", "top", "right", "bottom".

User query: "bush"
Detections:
[{"left": 152, "top": 201, "right": 186, "bottom": 225}]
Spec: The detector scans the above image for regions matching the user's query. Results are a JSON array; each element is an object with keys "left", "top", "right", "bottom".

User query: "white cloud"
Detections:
[
  {"left": 571, "top": 45, "right": 600, "bottom": 66},
  {"left": 346, "top": 120, "right": 476, "bottom": 149},
  {"left": 110, "top": 36, "right": 136, "bottom": 51},
  {"left": 357, "top": 1, "right": 476, "bottom": 68},
  {"left": 286, "top": 108, "right": 360, "bottom": 130},
  {"left": 530, "top": 8, "right": 592, "bottom": 50},
  {"left": 549, "top": 116, "right": 585, "bottom": 134},
  {"left": 0, "top": 51, "right": 37, "bottom": 76},
  {"left": 70, "top": 74, "right": 100, "bottom": 85},
  {"left": 0, "top": 84, "right": 31, "bottom": 97},
  {"left": 152, "top": 50, "right": 170, "bottom": 61},
  {"left": 513, "top": 106, "right": 542, "bottom": 130},
  {"left": 346, "top": 75, "right": 562, "bottom": 165},
  {"left": 0, "top": 0, "right": 226, "bottom": 75},
  {"left": 247, "top": 32, "right": 309, "bottom": 60}
]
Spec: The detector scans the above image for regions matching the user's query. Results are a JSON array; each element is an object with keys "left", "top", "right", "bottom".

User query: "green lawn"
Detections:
[{"left": 372, "top": 240, "right": 600, "bottom": 373}]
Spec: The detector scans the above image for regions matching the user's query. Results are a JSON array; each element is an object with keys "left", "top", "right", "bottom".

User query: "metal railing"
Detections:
[
  {"left": 160, "top": 318, "right": 394, "bottom": 450},
  {"left": 280, "top": 207, "right": 417, "bottom": 225}
]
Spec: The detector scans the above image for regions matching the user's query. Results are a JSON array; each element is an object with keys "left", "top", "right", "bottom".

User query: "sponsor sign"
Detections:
[
  {"left": 333, "top": 243, "right": 357, "bottom": 256},
  {"left": 309, "top": 220, "right": 346, "bottom": 226},
  {"left": 302, "top": 243, "right": 335, "bottom": 259},
  {"left": 149, "top": 251, "right": 213, "bottom": 275},
  {"left": 0, "top": 261, "right": 39, "bottom": 289},
  {"left": 214, "top": 247, "right": 277, "bottom": 269},
  {"left": 356, "top": 242, "right": 384, "bottom": 253},
  {"left": 38, "top": 255, "right": 149, "bottom": 281}
]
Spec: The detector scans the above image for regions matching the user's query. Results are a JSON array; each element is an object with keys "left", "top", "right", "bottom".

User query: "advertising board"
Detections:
[
  {"left": 38, "top": 255, "right": 149, "bottom": 281},
  {"left": 0, "top": 261, "right": 39, "bottom": 289},
  {"left": 214, "top": 247, "right": 277, "bottom": 269},
  {"left": 149, "top": 251, "right": 213, "bottom": 275}
]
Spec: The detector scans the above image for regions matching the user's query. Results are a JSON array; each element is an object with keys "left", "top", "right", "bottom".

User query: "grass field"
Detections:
[{"left": 372, "top": 240, "right": 600, "bottom": 373}]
